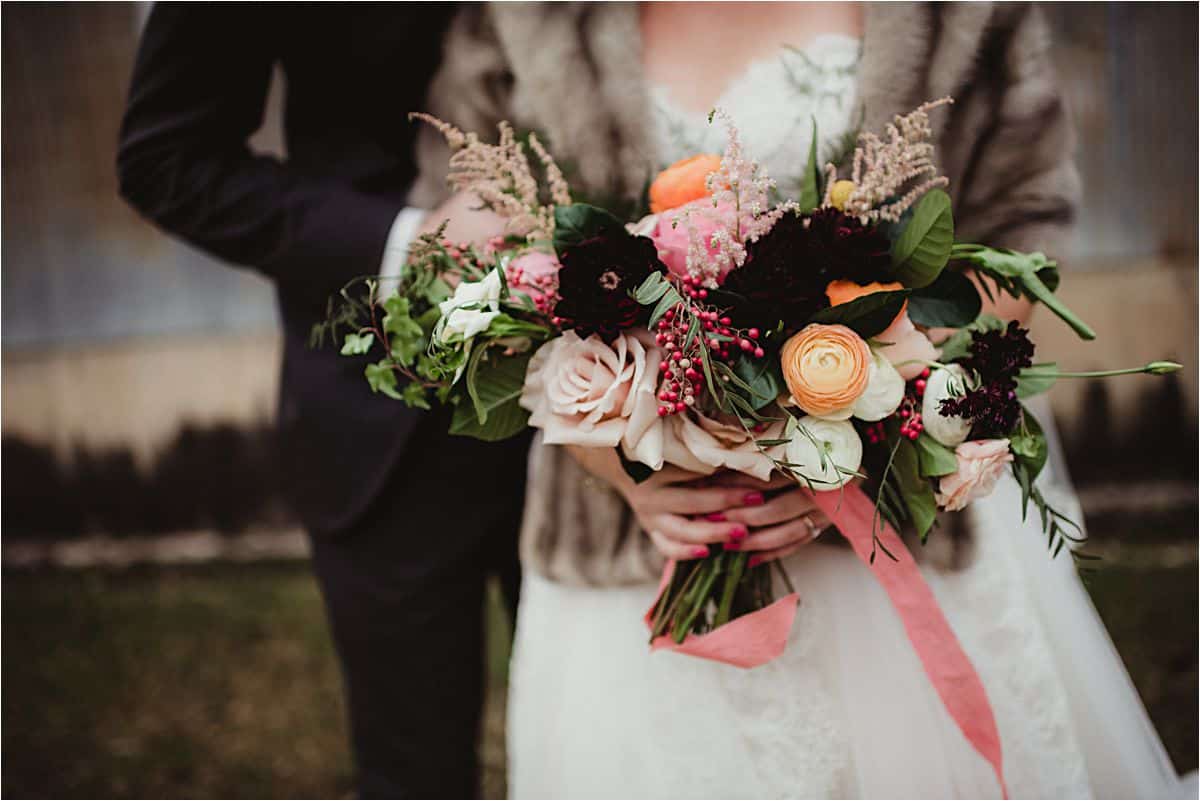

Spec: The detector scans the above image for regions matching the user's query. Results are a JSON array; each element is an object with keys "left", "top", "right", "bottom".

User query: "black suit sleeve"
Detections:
[{"left": 116, "top": 5, "right": 404, "bottom": 304}]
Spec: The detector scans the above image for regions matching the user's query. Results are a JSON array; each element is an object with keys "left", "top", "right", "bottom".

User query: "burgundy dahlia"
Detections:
[
  {"left": 939, "top": 321, "right": 1035, "bottom": 438},
  {"left": 553, "top": 232, "right": 664, "bottom": 341},
  {"left": 721, "top": 209, "right": 893, "bottom": 330}
]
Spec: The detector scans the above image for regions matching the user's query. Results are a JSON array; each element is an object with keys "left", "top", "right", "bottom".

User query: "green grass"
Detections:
[{"left": 2, "top": 557, "right": 1194, "bottom": 798}]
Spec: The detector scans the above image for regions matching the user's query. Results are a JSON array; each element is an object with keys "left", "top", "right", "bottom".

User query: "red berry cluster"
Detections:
[
  {"left": 652, "top": 296, "right": 767, "bottom": 417},
  {"left": 864, "top": 367, "right": 933, "bottom": 444}
]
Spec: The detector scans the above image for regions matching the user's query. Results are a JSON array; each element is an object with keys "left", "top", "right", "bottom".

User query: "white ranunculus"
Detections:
[
  {"left": 519, "top": 329, "right": 662, "bottom": 453},
  {"left": 852, "top": 349, "right": 905, "bottom": 421},
  {"left": 922, "top": 364, "right": 974, "bottom": 447},
  {"left": 784, "top": 416, "right": 862, "bottom": 490},
  {"left": 437, "top": 269, "right": 503, "bottom": 344}
]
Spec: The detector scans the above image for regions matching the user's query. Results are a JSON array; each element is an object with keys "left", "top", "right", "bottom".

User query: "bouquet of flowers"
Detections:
[{"left": 314, "top": 99, "right": 1177, "bottom": 790}]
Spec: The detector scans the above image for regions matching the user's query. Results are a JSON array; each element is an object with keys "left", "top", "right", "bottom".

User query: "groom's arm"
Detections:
[{"left": 116, "top": 4, "right": 408, "bottom": 305}]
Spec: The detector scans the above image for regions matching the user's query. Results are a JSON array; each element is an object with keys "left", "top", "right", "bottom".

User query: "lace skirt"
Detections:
[{"left": 507, "top": 404, "right": 1183, "bottom": 798}]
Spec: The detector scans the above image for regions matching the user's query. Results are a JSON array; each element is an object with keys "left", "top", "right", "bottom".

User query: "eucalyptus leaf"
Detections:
[
  {"left": 648, "top": 284, "right": 684, "bottom": 327},
  {"left": 732, "top": 354, "right": 784, "bottom": 410},
  {"left": 890, "top": 189, "right": 954, "bottom": 288},
  {"left": 809, "top": 290, "right": 910, "bottom": 338},
  {"left": 907, "top": 269, "right": 982, "bottom": 328},
  {"left": 634, "top": 272, "right": 671, "bottom": 305}
]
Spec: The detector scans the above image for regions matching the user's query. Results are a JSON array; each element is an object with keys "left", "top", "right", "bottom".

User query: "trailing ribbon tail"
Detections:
[{"left": 809, "top": 485, "right": 1009, "bottom": 798}]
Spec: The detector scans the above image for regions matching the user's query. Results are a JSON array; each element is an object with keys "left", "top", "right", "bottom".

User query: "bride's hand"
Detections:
[
  {"left": 708, "top": 472, "right": 832, "bottom": 566},
  {"left": 564, "top": 446, "right": 767, "bottom": 561}
]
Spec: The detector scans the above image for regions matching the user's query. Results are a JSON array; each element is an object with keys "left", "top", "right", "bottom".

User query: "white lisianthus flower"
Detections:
[
  {"left": 784, "top": 416, "right": 863, "bottom": 490},
  {"left": 922, "top": 364, "right": 974, "bottom": 447},
  {"left": 436, "top": 269, "right": 503, "bottom": 344},
  {"left": 852, "top": 349, "right": 905, "bottom": 421}
]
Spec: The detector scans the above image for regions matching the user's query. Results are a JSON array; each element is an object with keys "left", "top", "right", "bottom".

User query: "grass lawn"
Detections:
[{"left": 2, "top": 558, "right": 1195, "bottom": 798}]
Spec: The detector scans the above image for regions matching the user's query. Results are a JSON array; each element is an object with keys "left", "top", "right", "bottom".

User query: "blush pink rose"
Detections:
[
  {"left": 505, "top": 251, "right": 560, "bottom": 311},
  {"left": 935, "top": 439, "right": 1014, "bottom": 511},
  {"left": 877, "top": 312, "right": 938, "bottom": 381},
  {"left": 649, "top": 199, "right": 738, "bottom": 283},
  {"left": 519, "top": 330, "right": 663, "bottom": 461}
]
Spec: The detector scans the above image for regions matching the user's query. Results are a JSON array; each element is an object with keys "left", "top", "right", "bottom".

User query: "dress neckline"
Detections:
[{"left": 646, "top": 33, "right": 862, "bottom": 119}]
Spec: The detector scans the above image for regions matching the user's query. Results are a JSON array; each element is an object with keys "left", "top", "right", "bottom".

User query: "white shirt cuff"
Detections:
[{"left": 378, "top": 207, "right": 427, "bottom": 299}]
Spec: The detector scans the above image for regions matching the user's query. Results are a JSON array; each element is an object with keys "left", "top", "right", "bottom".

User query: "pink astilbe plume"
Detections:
[
  {"left": 411, "top": 113, "right": 571, "bottom": 242},
  {"left": 824, "top": 97, "right": 952, "bottom": 223},
  {"left": 677, "top": 109, "right": 796, "bottom": 288}
]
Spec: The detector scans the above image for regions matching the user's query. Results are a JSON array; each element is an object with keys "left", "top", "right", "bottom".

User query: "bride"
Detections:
[{"left": 410, "top": 3, "right": 1186, "bottom": 797}]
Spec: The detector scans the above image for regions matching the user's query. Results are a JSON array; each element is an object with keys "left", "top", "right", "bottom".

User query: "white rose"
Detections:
[
  {"left": 519, "top": 330, "right": 662, "bottom": 453},
  {"left": 436, "top": 269, "right": 502, "bottom": 344},
  {"left": 922, "top": 364, "right": 974, "bottom": 447},
  {"left": 784, "top": 416, "right": 862, "bottom": 490},
  {"left": 852, "top": 349, "right": 905, "bottom": 421}
]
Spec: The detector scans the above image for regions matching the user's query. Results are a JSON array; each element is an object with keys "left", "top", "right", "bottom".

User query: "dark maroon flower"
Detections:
[
  {"left": 939, "top": 321, "right": 1035, "bottom": 438},
  {"left": 720, "top": 209, "right": 893, "bottom": 330},
  {"left": 553, "top": 232, "right": 664, "bottom": 341}
]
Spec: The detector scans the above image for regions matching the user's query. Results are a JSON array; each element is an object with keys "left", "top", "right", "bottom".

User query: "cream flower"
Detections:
[
  {"left": 520, "top": 330, "right": 662, "bottom": 453},
  {"left": 852, "top": 349, "right": 906, "bottom": 421},
  {"left": 922, "top": 365, "right": 974, "bottom": 447},
  {"left": 936, "top": 439, "right": 1014, "bottom": 511},
  {"left": 877, "top": 312, "right": 938, "bottom": 381},
  {"left": 784, "top": 416, "right": 862, "bottom": 490},
  {"left": 653, "top": 412, "right": 785, "bottom": 481},
  {"left": 437, "top": 269, "right": 502, "bottom": 344}
]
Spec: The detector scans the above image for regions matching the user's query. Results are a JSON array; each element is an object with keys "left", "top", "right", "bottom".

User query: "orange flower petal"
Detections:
[{"left": 649, "top": 154, "right": 723, "bottom": 214}]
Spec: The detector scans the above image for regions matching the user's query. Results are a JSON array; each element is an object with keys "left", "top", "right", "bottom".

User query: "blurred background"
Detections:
[{"left": 2, "top": 2, "right": 1196, "bottom": 797}]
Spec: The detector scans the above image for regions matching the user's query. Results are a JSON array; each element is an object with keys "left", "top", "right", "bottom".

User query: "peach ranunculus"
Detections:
[
  {"left": 649, "top": 198, "right": 738, "bottom": 284},
  {"left": 825, "top": 279, "right": 935, "bottom": 380},
  {"left": 649, "top": 154, "right": 723, "bottom": 214},
  {"left": 935, "top": 439, "right": 1014, "bottom": 511},
  {"left": 519, "top": 330, "right": 662, "bottom": 463},
  {"left": 780, "top": 324, "right": 872, "bottom": 419}
]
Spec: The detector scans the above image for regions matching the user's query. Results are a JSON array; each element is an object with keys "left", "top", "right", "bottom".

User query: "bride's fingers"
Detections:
[
  {"left": 648, "top": 514, "right": 745, "bottom": 549},
  {"left": 699, "top": 470, "right": 794, "bottom": 491},
  {"left": 728, "top": 514, "right": 822, "bottom": 553},
  {"left": 654, "top": 485, "right": 766, "bottom": 516},
  {"left": 720, "top": 488, "right": 818, "bottom": 528},
  {"left": 643, "top": 520, "right": 736, "bottom": 561},
  {"left": 748, "top": 540, "right": 808, "bottom": 568}
]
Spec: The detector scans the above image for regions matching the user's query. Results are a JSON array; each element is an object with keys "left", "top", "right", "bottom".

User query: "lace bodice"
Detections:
[{"left": 648, "top": 34, "right": 862, "bottom": 197}]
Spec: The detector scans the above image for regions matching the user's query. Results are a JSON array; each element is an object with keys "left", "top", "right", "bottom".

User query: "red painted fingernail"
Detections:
[
  {"left": 749, "top": 555, "right": 764, "bottom": 568},
  {"left": 704, "top": 512, "right": 727, "bottom": 522},
  {"left": 742, "top": 492, "right": 764, "bottom": 506},
  {"left": 729, "top": 525, "right": 748, "bottom": 541},
  {"left": 691, "top": 546, "right": 709, "bottom": 559}
]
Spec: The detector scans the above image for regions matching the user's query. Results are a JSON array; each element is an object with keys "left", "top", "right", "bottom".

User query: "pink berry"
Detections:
[
  {"left": 720, "top": 317, "right": 732, "bottom": 326},
  {"left": 674, "top": 402, "right": 686, "bottom": 413},
  {"left": 657, "top": 406, "right": 670, "bottom": 417},
  {"left": 753, "top": 347, "right": 765, "bottom": 359},
  {"left": 748, "top": 328, "right": 760, "bottom": 339},
  {"left": 739, "top": 339, "right": 753, "bottom": 351},
  {"left": 915, "top": 379, "right": 927, "bottom": 391},
  {"left": 900, "top": 409, "right": 910, "bottom": 418}
]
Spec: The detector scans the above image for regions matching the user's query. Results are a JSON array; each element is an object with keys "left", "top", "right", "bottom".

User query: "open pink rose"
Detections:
[
  {"left": 877, "top": 312, "right": 938, "bottom": 381},
  {"left": 935, "top": 439, "right": 1014, "bottom": 511},
  {"left": 649, "top": 199, "right": 738, "bottom": 284},
  {"left": 505, "top": 251, "right": 560, "bottom": 312},
  {"left": 520, "top": 330, "right": 663, "bottom": 460}
]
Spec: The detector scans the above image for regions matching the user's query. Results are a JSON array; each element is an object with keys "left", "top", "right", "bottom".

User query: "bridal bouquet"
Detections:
[{"left": 314, "top": 99, "right": 1176, "bottom": 791}]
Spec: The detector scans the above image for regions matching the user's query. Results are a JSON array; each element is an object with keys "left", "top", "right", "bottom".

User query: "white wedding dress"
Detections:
[{"left": 507, "top": 36, "right": 1186, "bottom": 799}]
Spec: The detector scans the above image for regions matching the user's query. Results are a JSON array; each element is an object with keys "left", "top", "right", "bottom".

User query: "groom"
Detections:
[{"left": 117, "top": 5, "right": 530, "bottom": 797}]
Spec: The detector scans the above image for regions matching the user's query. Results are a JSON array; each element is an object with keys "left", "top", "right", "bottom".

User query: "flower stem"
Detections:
[
  {"left": 713, "top": 551, "right": 750, "bottom": 628},
  {"left": 1033, "top": 362, "right": 1183, "bottom": 379}
]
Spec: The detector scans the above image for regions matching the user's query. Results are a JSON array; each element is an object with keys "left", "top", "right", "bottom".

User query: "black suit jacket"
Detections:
[{"left": 117, "top": 3, "right": 458, "bottom": 535}]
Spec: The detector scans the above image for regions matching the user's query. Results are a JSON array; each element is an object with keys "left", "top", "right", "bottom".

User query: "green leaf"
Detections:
[
  {"left": 648, "top": 283, "right": 684, "bottom": 327},
  {"left": 634, "top": 272, "right": 671, "bottom": 305},
  {"left": 1015, "top": 363, "right": 1058, "bottom": 398},
  {"left": 937, "top": 314, "right": 1006, "bottom": 362},
  {"left": 448, "top": 350, "right": 533, "bottom": 441},
  {"left": 340, "top": 332, "right": 375, "bottom": 356},
  {"left": 552, "top": 203, "right": 626, "bottom": 254},
  {"left": 798, "top": 117, "right": 821, "bottom": 212},
  {"left": 732, "top": 354, "right": 784, "bottom": 410},
  {"left": 401, "top": 381, "right": 431, "bottom": 410},
  {"left": 381, "top": 295, "right": 426, "bottom": 366},
  {"left": 914, "top": 433, "right": 958, "bottom": 477},
  {"left": 894, "top": 437, "right": 938, "bottom": 540},
  {"left": 907, "top": 269, "right": 982, "bottom": 328},
  {"left": 950, "top": 244, "right": 1095, "bottom": 340},
  {"left": 809, "top": 290, "right": 910, "bottom": 338},
  {"left": 890, "top": 189, "right": 954, "bottom": 288},
  {"left": 1010, "top": 405, "right": 1048, "bottom": 482},
  {"left": 364, "top": 362, "right": 403, "bottom": 401}
]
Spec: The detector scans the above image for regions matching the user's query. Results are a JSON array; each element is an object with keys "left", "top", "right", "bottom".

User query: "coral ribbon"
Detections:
[{"left": 808, "top": 484, "right": 1008, "bottom": 798}]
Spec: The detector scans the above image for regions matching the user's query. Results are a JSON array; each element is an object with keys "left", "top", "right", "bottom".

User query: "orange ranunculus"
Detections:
[
  {"left": 649, "top": 154, "right": 723, "bottom": 214},
  {"left": 825, "top": 279, "right": 908, "bottom": 326},
  {"left": 780, "top": 324, "right": 872, "bottom": 418}
]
